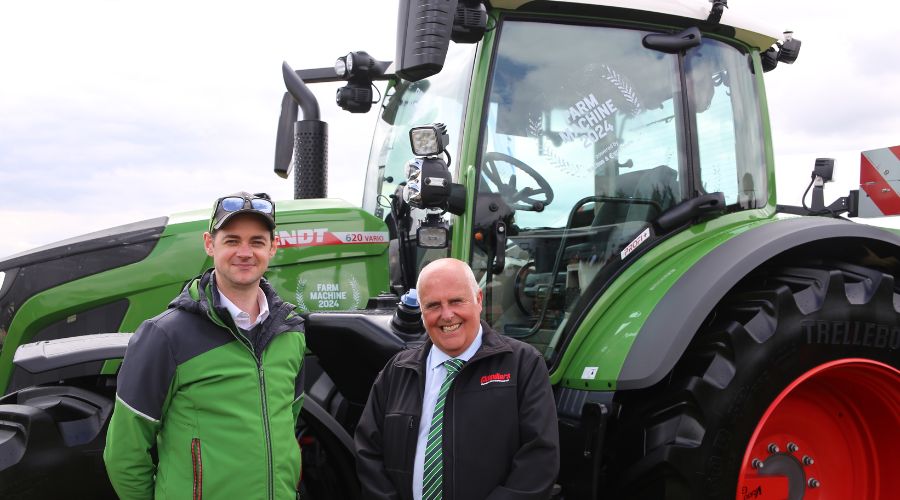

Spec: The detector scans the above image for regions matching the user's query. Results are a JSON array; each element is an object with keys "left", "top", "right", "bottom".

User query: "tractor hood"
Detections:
[{"left": 0, "top": 198, "right": 390, "bottom": 368}]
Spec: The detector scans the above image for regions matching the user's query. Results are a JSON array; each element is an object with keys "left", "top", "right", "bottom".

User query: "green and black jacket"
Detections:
[{"left": 104, "top": 270, "right": 306, "bottom": 500}]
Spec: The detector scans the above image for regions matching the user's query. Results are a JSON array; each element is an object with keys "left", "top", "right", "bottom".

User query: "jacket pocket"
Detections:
[
  {"left": 191, "top": 438, "right": 203, "bottom": 500},
  {"left": 382, "top": 413, "right": 416, "bottom": 474}
]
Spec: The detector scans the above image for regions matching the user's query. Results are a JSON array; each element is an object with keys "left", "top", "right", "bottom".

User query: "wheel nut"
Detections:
[
  {"left": 808, "top": 478, "right": 820, "bottom": 488},
  {"left": 767, "top": 443, "right": 780, "bottom": 454},
  {"left": 802, "top": 455, "right": 814, "bottom": 466},
  {"left": 787, "top": 442, "right": 799, "bottom": 453},
  {"left": 752, "top": 458, "right": 764, "bottom": 469}
]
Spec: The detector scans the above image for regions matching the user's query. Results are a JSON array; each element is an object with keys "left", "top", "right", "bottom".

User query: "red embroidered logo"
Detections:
[{"left": 480, "top": 372, "right": 511, "bottom": 385}]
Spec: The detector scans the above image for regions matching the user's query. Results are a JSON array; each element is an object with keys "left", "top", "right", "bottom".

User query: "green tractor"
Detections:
[{"left": 2, "top": 1, "right": 898, "bottom": 498}]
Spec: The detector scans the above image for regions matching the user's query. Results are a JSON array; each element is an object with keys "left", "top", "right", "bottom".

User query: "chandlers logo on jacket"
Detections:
[{"left": 480, "top": 372, "right": 512, "bottom": 385}]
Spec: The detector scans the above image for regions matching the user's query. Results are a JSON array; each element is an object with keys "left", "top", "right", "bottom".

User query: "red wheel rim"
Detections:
[{"left": 737, "top": 358, "right": 900, "bottom": 500}]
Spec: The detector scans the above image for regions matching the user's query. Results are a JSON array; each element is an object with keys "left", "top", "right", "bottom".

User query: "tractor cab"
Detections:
[{"left": 361, "top": 9, "right": 772, "bottom": 362}]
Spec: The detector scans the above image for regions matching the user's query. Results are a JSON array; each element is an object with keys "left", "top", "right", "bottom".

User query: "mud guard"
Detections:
[{"left": 619, "top": 216, "right": 900, "bottom": 389}]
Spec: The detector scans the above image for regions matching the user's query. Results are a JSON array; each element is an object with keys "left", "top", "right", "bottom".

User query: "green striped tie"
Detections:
[{"left": 422, "top": 358, "right": 465, "bottom": 500}]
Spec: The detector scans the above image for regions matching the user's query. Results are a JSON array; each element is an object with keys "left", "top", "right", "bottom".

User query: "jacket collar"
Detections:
[
  {"left": 395, "top": 320, "right": 512, "bottom": 372},
  {"left": 170, "top": 268, "right": 303, "bottom": 335}
]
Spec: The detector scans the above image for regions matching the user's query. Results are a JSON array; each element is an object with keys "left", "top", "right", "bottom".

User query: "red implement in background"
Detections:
[{"left": 859, "top": 145, "right": 900, "bottom": 217}]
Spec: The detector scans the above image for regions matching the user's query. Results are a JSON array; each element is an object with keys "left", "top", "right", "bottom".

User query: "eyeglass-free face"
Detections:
[{"left": 203, "top": 216, "right": 277, "bottom": 294}]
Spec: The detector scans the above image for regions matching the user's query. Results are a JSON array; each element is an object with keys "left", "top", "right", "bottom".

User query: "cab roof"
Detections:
[{"left": 490, "top": 0, "right": 783, "bottom": 50}]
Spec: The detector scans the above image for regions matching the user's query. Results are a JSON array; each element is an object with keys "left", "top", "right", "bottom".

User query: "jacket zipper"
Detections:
[
  {"left": 259, "top": 362, "right": 274, "bottom": 500},
  {"left": 205, "top": 300, "right": 295, "bottom": 500},
  {"left": 191, "top": 438, "right": 203, "bottom": 500},
  {"left": 209, "top": 320, "right": 275, "bottom": 500}
]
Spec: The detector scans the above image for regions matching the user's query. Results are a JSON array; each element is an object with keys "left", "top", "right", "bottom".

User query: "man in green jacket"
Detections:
[{"left": 104, "top": 192, "right": 306, "bottom": 499}]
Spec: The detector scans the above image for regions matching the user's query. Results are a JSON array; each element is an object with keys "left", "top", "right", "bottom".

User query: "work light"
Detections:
[
  {"left": 335, "top": 83, "right": 373, "bottom": 113},
  {"left": 334, "top": 51, "right": 380, "bottom": 113},
  {"left": 334, "top": 58, "right": 347, "bottom": 78},
  {"left": 417, "top": 213, "right": 450, "bottom": 248},
  {"left": 334, "top": 51, "right": 378, "bottom": 79},
  {"left": 409, "top": 123, "right": 449, "bottom": 156}
]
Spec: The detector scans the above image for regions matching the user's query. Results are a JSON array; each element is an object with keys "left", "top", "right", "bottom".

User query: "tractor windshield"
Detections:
[
  {"left": 473, "top": 18, "right": 767, "bottom": 359},
  {"left": 362, "top": 43, "right": 477, "bottom": 220}
]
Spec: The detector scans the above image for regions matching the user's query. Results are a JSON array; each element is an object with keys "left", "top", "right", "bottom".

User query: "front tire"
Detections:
[{"left": 612, "top": 261, "right": 900, "bottom": 499}]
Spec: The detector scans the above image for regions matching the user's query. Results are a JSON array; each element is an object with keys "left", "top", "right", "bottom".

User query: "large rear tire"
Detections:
[{"left": 612, "top": 261, "right": 900, "bottom": 499}]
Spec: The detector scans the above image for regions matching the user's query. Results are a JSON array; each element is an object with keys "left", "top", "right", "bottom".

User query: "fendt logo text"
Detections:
[{"left": 277, "top": 229, "right": 389, "bottom": 248}]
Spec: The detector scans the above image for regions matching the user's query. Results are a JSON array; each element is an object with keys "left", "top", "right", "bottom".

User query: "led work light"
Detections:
[
  {"left": 402, "top": 123, "right": 466, "bottom": 249},
  {"left": 333, "top": 51, "right": 382, "bottom": 113},
  {"left": 417, "top": 213, "right": 451, "bottom": 249},
  {"left": 409, "top": 123, "right": 449, "bottom": 156}
]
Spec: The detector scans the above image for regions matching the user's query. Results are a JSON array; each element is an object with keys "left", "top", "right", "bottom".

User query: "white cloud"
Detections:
[{"left": 2, "top": 1, "right": 899, "bottom": 260}]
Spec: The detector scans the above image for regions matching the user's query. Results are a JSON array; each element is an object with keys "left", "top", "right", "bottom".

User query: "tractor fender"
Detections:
[{"left": 618, "top": 216, "right": 900, "bottom": 389}]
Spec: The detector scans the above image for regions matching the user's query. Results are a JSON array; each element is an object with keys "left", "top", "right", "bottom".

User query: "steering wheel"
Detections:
[{"left": 482, "top": 152, "right": 554, "bottom": 211}]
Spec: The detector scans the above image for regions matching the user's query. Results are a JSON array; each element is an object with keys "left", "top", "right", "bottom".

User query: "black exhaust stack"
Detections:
[{"left": 276, "top": 62, "right": 328, "bottom": 199}]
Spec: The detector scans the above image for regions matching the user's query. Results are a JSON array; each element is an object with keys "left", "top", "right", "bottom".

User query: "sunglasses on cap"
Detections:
[
  {"left": 218, "top": 195, "right": 274, "bottom": 214},
  {"left": 209, "top": 192, "right": 276, "bottom": 232}
]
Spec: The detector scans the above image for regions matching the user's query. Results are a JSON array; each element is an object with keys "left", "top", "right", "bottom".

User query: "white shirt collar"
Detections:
[
  {"left": 217, "top": 286, "right": 269, "bottom": 330},
  {"left": 428, "top": 324, "right": 484, "bottom": 371}
]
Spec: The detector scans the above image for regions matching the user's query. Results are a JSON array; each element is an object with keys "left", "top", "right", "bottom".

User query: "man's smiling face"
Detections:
[
  {"left": 203, "top": 213, "right": 276, "bottom": 294},
  {"left": 417, "top": 259, "right": 483, "bottom": 357}
]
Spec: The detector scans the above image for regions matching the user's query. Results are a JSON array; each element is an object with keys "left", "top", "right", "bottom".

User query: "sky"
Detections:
[{"left": 1, "top": 0, "right": 899, "bottom": 260}]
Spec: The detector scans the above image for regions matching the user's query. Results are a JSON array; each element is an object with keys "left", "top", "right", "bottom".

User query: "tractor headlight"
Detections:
[
  {"left": 402, "top": 123, "right": 466, "bottom": 216},
  {"left": 409, "top": 123, "right": 449, "bottom": 156},
  {"left": 417, "top": 213, "right": 449, "bottom": 249},
  {"left": 334, "top": 57, "right": 347, "bottom": 78},
  {"left": 335, "top": 83, "right": 373, "bottom": 113}
]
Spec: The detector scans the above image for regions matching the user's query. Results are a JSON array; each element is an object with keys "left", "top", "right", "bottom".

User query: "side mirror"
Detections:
[
  {"left": 395, "top": 0, "right": 459, "bottom": 81},
  {"left": 395, "top": 1, "right": 487, "bottom": 82}
]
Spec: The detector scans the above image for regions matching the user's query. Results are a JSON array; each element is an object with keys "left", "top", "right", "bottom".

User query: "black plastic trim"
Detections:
[
  {"left": 0, "top": 217, "right": 166, "bottom": 337},
  {"left": 618, "top": 217, "right": 900, "bottom": 389},
  {"left": 0, "top": 217, "right": 167, "bottom": 270},
  {"left": 6, "top": 361, "right": 107, "bottom": 396},
  {"left": 301, "top": 397, "right": 355, "bottom": 456},
  {"left": 304, "top": 310, "right": 423, "bottom": 405},
  {"left": 31, "top": 300, "right": 130, "bottom": 345}
]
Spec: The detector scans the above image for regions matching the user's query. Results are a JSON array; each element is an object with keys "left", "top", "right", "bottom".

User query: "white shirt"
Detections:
[
  {"left": 412, "top": 326, "right": 483, "bottom": 500},
  {"left": 217, "top": 287, "right": 269, "bottom": 330}
]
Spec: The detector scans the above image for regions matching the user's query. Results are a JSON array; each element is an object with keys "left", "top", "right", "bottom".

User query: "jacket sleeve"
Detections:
[
  {"left": 104, "top": 320, "right": 177, "bottom": 500},
  {"left": 487, "top": 350, "right": 560, "bottom": 500},
  {"left": 353, "top": 366, "right": 402, "bottom": 500}
]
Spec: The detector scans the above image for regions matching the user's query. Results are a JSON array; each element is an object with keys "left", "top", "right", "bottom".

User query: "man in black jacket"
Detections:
[{"left": 355, "top": 258, "right": 559, "bottom": 499}]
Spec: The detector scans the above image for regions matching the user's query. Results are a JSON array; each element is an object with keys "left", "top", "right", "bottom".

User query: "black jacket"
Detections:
[{"left": 355, "top": 323, "right": 559, "bottom": 500}]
